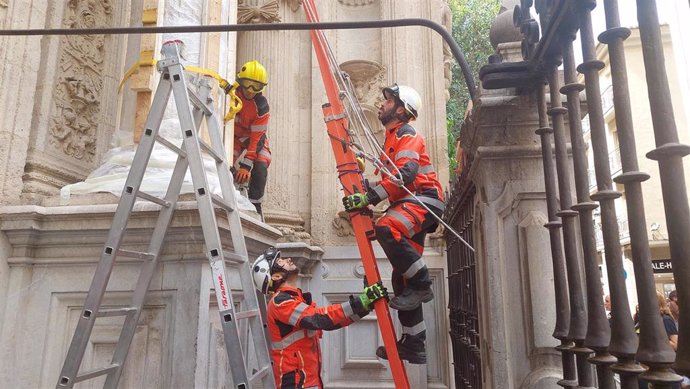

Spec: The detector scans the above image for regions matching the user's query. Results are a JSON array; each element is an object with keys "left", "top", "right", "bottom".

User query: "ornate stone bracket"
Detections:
[
  {"left": 332, "top": 206, "right": 385, "bottom": 237},
  {"left": 339, "top": 60, "right": 386, "bottom": 108}
]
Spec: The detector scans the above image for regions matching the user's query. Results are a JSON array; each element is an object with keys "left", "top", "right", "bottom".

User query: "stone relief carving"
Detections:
[
  {"left": 49, "top": 0, "right": 113, "bottom": 162},
  {"left": 332, "top": 206, "right": 385, "bottom": 237},
  {"left": 337, "top": 0, "right": 376, "bottom": 6},
  {"left": 238, "top": 0, "right": 281, "bottom": 24},
  {"left": 0, "top": 0, "right": 7, "bottom": 7},
  {"left": 284, "top": 0, "right": 302, "bottom": 12},
  {"left": 339, "top": 60, "right": 386, "bottom": 108}
]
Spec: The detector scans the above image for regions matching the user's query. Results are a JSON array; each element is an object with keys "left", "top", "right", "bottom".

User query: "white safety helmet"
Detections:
[
  {"left": 252, "top": 247, "right": 281, "bottom": 294},
  {"left": 383, "top": 84, "right": 422, "bottom": 120}
]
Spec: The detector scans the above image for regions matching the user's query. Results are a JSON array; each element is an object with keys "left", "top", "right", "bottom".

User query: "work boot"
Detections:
[
  {"left": 389, "top": 286, "right": 433, "bottom": 311},
  {"left": 375, "top": 334, "right": 427, "bottom": 364}
]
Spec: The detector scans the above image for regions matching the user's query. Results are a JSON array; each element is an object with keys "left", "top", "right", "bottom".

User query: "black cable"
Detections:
[{"left": 0, "top": 18, "right": 477, "bottom": 100}]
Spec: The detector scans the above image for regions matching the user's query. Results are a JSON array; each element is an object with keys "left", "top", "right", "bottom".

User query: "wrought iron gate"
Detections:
[{"left": 445, "top": 172, "right": 480, "bottom": 389}]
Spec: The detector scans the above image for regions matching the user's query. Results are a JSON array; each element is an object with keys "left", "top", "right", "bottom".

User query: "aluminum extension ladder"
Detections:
[{"left": 56, "top": 41, "right": 275, "bottom": 389}]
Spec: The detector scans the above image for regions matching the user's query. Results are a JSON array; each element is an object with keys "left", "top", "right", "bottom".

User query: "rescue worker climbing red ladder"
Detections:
[
  {"left": 302, "top": 0, "right": 413, "bottom": 387},
  {"left": 343, "top": 84, "right": 445, "bottom": 364}
]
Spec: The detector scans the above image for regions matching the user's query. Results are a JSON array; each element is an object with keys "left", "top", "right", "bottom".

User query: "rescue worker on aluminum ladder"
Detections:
[
  {"left": 342, "top": 84, "right": 445, "bottom": 364},
  {"left": 252, "top": 247, "right": 388, "bottom": 389},
  {"left": 233, "top": 60, "right": 271, "bottom": 218}
]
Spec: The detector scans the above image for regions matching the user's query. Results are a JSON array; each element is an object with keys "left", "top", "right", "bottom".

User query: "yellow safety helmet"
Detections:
[{"left": 237, "top": 60, "right": 268, "bottom": 92}]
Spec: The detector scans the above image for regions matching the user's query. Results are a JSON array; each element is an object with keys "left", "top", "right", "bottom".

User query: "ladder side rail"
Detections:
[
  {"left": 303, "top": 2, "right": 410, "bottom": 388},
  {"left": 103, "top": 92, "right": 208, "bottom": 389},
  {"left": 56, "top": 76, "right": 173, "bottom": 389},
  {"left": 200, "top": 81, "right": 275, "bottom": 389},
  {"left": 164, "top": 46, "right": 250, "bottom": 387}
]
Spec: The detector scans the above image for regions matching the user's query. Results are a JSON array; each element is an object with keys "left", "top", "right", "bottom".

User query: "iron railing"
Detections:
[{"left": 480, "top": 0, "right": 689, "bottom": 387}]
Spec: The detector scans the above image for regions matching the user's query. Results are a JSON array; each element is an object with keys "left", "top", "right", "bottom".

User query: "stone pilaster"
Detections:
[
  {"left": 380, "top": 0, "right": 450, "bottom": 188},
  {"left": 21, "top": 1, "right": 130, "bottom": 203},
  {"left": 0, "top": 1, "right": 47, "bottom": 205}
]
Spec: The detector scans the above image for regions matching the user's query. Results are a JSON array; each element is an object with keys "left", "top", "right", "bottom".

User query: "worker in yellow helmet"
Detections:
[{"left": 233, "top": 60, "right": 271, "bottom": 218}]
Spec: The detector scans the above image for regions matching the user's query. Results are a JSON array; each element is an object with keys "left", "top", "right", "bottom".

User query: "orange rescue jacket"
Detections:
[
  {"left": 267, "top": 285, "right": 368, "bottom": 389},
  {"left": 233, "top": 89, "right": 271, "bottom": 169},
  {"left": 367, "top": 122, "right": 445, "bottom": 210}
]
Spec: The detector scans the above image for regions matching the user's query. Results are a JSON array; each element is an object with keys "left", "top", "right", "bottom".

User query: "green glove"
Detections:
[
  {"left": 358, "top": 282, "right": 388, "bottom": 310},
  {"left": 342, "top": 193, "right": 369, "bottom": 211}
]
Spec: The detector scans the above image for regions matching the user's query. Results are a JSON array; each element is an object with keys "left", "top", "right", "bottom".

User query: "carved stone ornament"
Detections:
[
  {"left": 332, "top": 206, "right": 385, "bottom": 237},
  {"left": 49, "top": 0, "right": 113, "bottom": 162},
  {"left": 339, "top": 60, "right": 386, "bottom": 107},
  {"left": 238, "top": 0, "right": 281, "bottom": 24},
  {"left": 0, "top": 0, "right": 7, "bottom": 7},
  {"left": 337, "top": 0, "right": 376, "bottom": 6}
]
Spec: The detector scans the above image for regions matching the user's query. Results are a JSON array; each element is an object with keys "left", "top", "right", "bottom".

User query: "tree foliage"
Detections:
[{"left": 446, "top": 0, "right": 501, "bottom": 173}]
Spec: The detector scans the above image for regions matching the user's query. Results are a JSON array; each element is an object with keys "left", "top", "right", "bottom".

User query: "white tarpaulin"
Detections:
[{"left": 60, "top": 118, "right": 257, "bottom": 213}]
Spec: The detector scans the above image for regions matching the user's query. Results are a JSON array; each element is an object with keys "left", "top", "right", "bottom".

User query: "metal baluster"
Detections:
[
  {"left": 536, "top": 81, "right": 577, "bottom": 388},
  {"left": 546, "top": 55, "right": 594, "bottom": 387},
  {"left": 560, "top": 34, "right": 617, "bottom": 389},
  {"left": 598, "top": 1, "right": 683, "bottom": 388},
  {"left": 635, "top": 0, "right": 690, "bottom": 379},
  {"left": 575, "top": 1, "right": 643, "bottom": 388}
]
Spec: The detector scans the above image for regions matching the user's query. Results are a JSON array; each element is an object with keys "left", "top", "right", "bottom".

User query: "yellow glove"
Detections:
[
  {"left": 234, "top": 166, "right": 251, "bottom": 185},
  {"left": 356, "top": 155, "right": 366, "bottom": 172}
]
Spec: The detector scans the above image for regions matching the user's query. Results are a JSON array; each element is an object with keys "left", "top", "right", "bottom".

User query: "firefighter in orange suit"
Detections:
[
  {"left": 342, "top": 84, "right": 445, "bottom": 364},
  {"left": 233, "top": 60, "right": 271, "bottom": 217},
  {"left": 252, "top": 247, "right": 387, "bottom": 389}
]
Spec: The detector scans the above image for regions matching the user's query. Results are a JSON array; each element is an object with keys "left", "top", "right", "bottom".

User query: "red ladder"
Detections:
[{"left": 303, "top": 1, "right": 411, "bottom": 388}]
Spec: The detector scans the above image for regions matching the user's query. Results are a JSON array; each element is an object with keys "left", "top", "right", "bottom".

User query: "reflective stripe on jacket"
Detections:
[{"left": 267, "top": 285, "right": 368, "bottom": 389}]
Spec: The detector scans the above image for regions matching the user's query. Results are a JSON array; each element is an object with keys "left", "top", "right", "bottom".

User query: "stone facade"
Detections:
[{"left": 0, "top": 0, "right": 452, "bottom": 388}]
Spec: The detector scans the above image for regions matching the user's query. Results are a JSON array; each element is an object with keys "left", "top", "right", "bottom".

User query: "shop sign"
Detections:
[{"left": 652, "top": 259, "right": 673, "bottom": 274}]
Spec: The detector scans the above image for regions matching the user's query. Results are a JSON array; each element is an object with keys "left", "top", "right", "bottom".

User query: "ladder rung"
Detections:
[
  {"left": 211, "top": 194, "right": 235, "bottom": 212},
  {"left": 187, "top": 86, "right": 212, "bottom": 115},
  {"left": 199, "top": 139, "right": 224, "bottom": 163},
  {"left": 155, "top": 135, "right": 187, "bottom": 158},
  {"left": 117, "top": 249, "right": 156, "bottom": 261},
  {"left": 235, "top": 309, "right": 260, "bottom": 320},
  {"left": 223, "top": 251, "right": 247, "bottom": 265},
  {"left": 73, "top": 364, "right": 119, "bottom": 383},
  {"left": 97, "top": 307, "right": 138, "bottom": 318},
  {"left": 249, "top": 365, "right": 271, "bottom": 384},
  {"left": 136, "top": 191, "right": 171, "bottom": 207}
]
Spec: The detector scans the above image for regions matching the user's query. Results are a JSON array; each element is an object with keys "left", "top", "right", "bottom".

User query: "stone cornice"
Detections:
[{"left": 0, "top": 199, "right": 282, "bottom": 265}]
